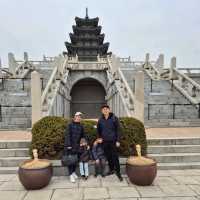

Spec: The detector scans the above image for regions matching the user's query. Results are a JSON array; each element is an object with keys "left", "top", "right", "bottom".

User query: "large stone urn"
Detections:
[
  {"left": 126, "top": 144, "right": 157, "bottom": 186},
  {"left": 18, "top": 149, "right": 53, "bottom": 190}
]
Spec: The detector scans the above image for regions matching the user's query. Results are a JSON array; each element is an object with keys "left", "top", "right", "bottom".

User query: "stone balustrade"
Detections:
[
  {"left": 107, "top": 56, "right": 135, "bottom": 117},
  {"left": 143, "top": 53, "right": 200, "bottom": 105},
  {"left": 41, "top": 55, "right": 68, "bottom": 116},
  {"left": 173, "top": 68, "right": 200, "bottom": 104}
]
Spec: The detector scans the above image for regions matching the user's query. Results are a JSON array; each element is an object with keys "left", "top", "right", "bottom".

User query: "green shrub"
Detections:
[
  {"left": 30, "top": 116, "right": 147, "bottom": 159},
  {"left": 30, "top": 116, "right": 69, "bottom": 159},
  {"left": 119, "top": 117, "right": 147, "bottom": 156}
]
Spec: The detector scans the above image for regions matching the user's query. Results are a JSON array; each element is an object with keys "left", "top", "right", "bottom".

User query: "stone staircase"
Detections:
[
  {"left": 0, "top": 140, "right": 30, "bottom": 174},
  {"left": 1, "top": 137, "right": 200, "bottom": 175}
]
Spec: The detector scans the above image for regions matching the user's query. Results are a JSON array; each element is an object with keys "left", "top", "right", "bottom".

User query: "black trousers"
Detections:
[
  {"left": 103, "top": 142, "right": 121, "bottom": 175},
  {"left": 95, "top": 158, "right": 106, "bottom": 176},
  {"left": 68, "top": 164, "right": 76, "bottom": 175}
]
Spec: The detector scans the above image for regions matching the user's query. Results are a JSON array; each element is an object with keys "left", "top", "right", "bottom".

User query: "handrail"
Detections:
[
  {"left": 41, "top": 55, "right": 68, "bottom": 116},
  {"left": 107, "top": 56, "right": 134, "bottom": 116},
  {"left": 174, "top": 68, "right": 200, "bottom": 90}
]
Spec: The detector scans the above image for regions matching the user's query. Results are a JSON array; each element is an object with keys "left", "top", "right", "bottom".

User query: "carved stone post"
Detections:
[
  {"left": 170, "top": 56, "right": 176, "bottom": 79},
  {"left": 134, "top": 71, "right": 144, "bottom": 123},
  {"left": 144, "top": 53, "right": 150, "bottom": 69},
  {"left": 0, "top": 58, "right": 2, "bottom": 77},
  {"left": 158, "top": 54, "right": 164, "bottom": 68},
  {"left": 31, "top": 71, "right": 42, "bottom": 126},
  {"left": 8, "top": 53, "right": 18, "bottom": 76}
]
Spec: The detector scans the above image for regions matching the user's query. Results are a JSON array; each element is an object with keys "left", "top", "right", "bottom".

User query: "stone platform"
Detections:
[
  {"left": 1, "top": 170, "right": 200, "bottom": 200},
  {"left": 1, "top": 127, "right": 200, "bottom": 174},
  {"left": 1, "top": 127, "right": 200, "bottom": 140}
]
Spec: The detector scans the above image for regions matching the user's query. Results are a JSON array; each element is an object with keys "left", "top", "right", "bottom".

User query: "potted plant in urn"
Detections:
[
  {"left": 126, "top": 144, "right": 157, "bottom": 186},
  {"left": 18, "top": 149, "right": 53, "bottom": 190}
]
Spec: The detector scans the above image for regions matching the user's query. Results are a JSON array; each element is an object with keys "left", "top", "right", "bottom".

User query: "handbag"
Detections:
[
  {"left": 61, "top": 152, "right": 78, "bottom": 166},
  {"left": 62, "top": 131, "right": 78, "bottom": 166}
]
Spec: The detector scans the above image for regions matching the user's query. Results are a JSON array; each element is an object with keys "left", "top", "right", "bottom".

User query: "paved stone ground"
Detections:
[
  {"left": 1, "top": 127, "right": 200, "bottom": 141},
  {"left": 1, "top": 170, "right": 200, "bottom": 200}
]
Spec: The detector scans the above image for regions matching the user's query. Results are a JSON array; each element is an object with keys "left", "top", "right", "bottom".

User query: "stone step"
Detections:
[
  {"left": 147, "top": 138, "right": 200, "bottom": 145},
  {"left": 157, "top": 162, "right": 200, "bottom": 170},
  {"left": 149, "top": 153, "right": 200, "bottom": 163},
  {"left": 0, "top": 148, "right": 29, "bottom": 157},
  {"left": 145, "top": 121, "right": 200, "bottom": 128},
  {"left": 0, "top": 157, "right": 30, "bottom": 167},
  {"left": 0, "top": 141, "right": 30, "bottom": 149},
  {"left": 148, "top": 144, "right": 200, "bottom": 154},
  {"left": 1, "top": 160, "right": 200, "bottom": 175}
]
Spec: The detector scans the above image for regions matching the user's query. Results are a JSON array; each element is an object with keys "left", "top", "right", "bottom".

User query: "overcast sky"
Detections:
[{"left": 0, "top": 0, "right": 200, "bottom": 67}]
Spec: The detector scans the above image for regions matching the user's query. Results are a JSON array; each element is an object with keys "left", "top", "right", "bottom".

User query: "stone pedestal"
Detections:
[{"left": 31, "top": 71, "right": 42, "bottom": 126}]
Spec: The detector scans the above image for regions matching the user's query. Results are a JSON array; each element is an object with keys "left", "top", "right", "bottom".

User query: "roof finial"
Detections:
[{"left": 86, "top": 7, "right": 89, "bottom": 18}]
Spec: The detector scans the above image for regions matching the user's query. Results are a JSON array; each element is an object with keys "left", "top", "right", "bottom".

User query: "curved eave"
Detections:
[
  {"left": 75, "top": 17, "right": 99, "bottom": 27},
  {"left": 72, "top": 25, "right": 101, "bottom": 35},
  {"left": 69, "top": 33, "right": 105, "bottom": 44},
  {"left": 65, "top": 42, "right": 109, "bottom": 53},
  {"left": 99, "top": 43, "right": 109, "bottom": 54},
  {"left": 65, "top": 42, "right": 75, "bottom": 54}
]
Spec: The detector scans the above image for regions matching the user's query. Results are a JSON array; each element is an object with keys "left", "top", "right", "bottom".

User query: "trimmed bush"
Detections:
[
  {"left": 30, "top": 116, "right": 69, "bottom": 159},
  {"left": 119, "top": 117, "right": 147, "bottom": 156},
  {"left": 30, "top": 116, "right": 147, "bottom": 159}
]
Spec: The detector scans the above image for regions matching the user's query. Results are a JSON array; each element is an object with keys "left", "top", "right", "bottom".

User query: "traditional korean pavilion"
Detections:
[{"left": 65, "top": 8, "right": 111, "bottom": 61}]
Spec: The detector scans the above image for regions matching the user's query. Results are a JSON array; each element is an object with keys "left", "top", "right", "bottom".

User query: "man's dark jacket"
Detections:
[
  {"left": 64, "top": 121, "right": 85, "bottom": 153},
  {"left": 97, "top": 113, "right": 121, "bottom": 143}
]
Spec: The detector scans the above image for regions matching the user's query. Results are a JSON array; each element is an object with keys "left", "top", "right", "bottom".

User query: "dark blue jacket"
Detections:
[
  {"left": 97, "top": 113, "right": 121, "bottom": 142},
  {"left": 78, "top": 145, "right": 90, "bottom": 162},
  {"left": 64, "top": 121, "right": 85, "bottom": 153},
  {"left": 92, "top": 143, "right": 105, "bottom": 160}
]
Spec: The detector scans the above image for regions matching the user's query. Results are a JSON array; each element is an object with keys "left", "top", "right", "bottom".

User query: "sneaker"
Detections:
[
  {"left": 70, "top": 174, "right": 76, "bottom": 183},
  {"left": 72, "top": 172, "right": 78, "bottom": 179},
  {"left": 81, "top": 175, "right": 85, "bottom": 179},
  {"left": 85, "top": 176, "right": 88, "bottom": 180},
  {"left": 116, "top": 173, "right": 123, "bottom": 182}
]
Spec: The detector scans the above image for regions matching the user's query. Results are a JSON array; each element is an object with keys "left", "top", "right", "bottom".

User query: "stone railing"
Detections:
[
  {"left": 143, "top": 53, "right": 200, "bottom": 105},
  {"left": 107, "top": 56, "right": 135, "bottom": 117},
  {"left": 15, "top": 62, "right": 34, "bottom": 78},
  {"left": 67, "top": 55, "right": 108, "bottom": 70},
  {"left": 41, "top": 55, "right": 68, "bottom": 116},
  {"left": 8, "top": 52, "right": 34, "bottom": 78},
  {"left": 172, "top": 68, "right": 200, "bottom": 104}
]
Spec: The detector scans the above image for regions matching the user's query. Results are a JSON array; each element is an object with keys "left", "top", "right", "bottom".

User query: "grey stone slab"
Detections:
[
  {"left": 44, "top": 178, "right": 78, "bottom": 189},
  {"left": 138, "top": 197, "right": 198, "bottom": 200},
  {"left": 101, "top": 174, "right": 128, "bottom": 187},
  {"left": 0, "top": 191, "right": 27, "bottom": 200},
  {"left": 189, "top": 185, "right": 200, "bottom": 195},
  {"left": 184, "top": 169, "right": 200, "bottom": 176},
  {"left": 0, "top": 174, "right": 15, "bottom": 182},
  {"left": 51, "top": 188, "right": 83, "bottom": 200},
  {"left": 108, "top": 186, "right": 140, "bottom": 198},
  {"left": 23, "top": 190, "right": 53, "bottom": 200},
  {"left": 160, "top": 184, "right": 196, "bottom": 196},
  {"left": 153, "top": 176, "right": 178, "bottom": 185},
  {"left": 136, "top": 185, "right": 166, "bottom": 198},
  {"left": 156, "top": 170, "right": 171, "bottom": 177},
  {"left": 79, "top": 176, "right": 101, "bottom": 188},
  {"left": 173, "top": 176, "right": 200, "bottom": 185},
  {"left": 192, "top": 176, "right": 200, "bottom": 183},
  {"left": 0, "top": 180, "right": 25, "bottom": 191},
  {"left": 84, "top": 187, "right": 109, "bottom": 199}
]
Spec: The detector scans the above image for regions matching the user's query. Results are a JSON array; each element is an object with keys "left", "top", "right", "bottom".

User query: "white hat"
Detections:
[{"left": 74, "top": 112, "right": 83, "bottom": 116}]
